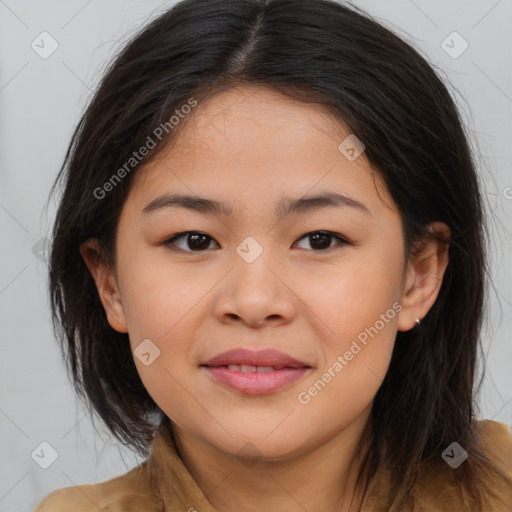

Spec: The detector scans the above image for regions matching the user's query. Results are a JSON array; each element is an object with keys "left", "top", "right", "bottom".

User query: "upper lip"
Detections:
[{"left": 202, "top": 348, "right": 311, "bottom": 369}]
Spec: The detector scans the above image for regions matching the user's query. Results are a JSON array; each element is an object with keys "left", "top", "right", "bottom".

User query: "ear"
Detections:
[
  {"left": 79, "top": 238, "right": 128, "bottom": 333},
  {"left": 397, "top": 221, "right": 451, "bottom": 332}
]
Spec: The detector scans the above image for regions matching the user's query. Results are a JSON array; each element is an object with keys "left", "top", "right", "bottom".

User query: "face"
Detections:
[{"left": 86, "top": 85, "right": 445, "bottom": 460}]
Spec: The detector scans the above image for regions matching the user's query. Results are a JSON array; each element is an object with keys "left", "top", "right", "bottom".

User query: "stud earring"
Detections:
[{"left": 415, "top": 318, "right": 421, "bottom": 324}]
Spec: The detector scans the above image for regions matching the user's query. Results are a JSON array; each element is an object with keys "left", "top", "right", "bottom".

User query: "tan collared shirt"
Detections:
[{"left": 33, "top": 419, "right": 512, "bottom": 511}]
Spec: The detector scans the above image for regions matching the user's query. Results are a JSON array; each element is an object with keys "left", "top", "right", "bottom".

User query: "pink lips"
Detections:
[{"left": 201, "top": 348, "right": 311, "bottom": 395}]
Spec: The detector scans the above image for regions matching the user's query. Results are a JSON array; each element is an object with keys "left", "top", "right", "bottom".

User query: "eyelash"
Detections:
[{"left": 161, "top": 230, "right": 354, "bottom": 253}]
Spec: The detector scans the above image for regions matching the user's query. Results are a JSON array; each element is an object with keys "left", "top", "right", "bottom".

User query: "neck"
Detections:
[{"left": 172, "top": 409, "right": 372, "bottom": 512}]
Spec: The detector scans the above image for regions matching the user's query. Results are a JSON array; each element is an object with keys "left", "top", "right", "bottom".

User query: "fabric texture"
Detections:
[{"left": 33, "top": 419, "right": 512, "bottom": 511}]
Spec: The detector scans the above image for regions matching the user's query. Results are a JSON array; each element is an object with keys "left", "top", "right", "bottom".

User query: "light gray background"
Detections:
[{"left": 0, "top": 1, "right": 511, "bottom": 510}]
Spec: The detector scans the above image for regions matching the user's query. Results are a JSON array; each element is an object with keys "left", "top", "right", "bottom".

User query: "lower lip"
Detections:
[{"left": 202, "top": 366, "right": 310, "bottom": 394}]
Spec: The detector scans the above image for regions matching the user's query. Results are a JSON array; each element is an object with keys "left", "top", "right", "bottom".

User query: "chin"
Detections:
[{"left": 201, "top": 426, "right": 308, "bottom": 462}]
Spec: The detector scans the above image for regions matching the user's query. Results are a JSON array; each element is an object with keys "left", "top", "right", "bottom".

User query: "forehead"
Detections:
[{"left": 126, "top": 84, "right": 394, "bottom": 217}]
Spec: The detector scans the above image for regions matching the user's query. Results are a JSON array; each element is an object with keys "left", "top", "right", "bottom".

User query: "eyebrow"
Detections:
[{"left": 142, "top": 191, "right": 371, "bottom": 218}]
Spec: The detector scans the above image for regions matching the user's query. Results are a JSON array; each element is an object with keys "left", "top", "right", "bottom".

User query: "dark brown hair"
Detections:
[{"left": 48, "top": 0, "right": 503, "bottom": 509}]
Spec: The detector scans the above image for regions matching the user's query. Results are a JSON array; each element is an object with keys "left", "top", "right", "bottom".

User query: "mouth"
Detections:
[
  {"left": 206, "top": 363, "right": 305, "bottom": 372},
  {"left": 200, "top": 348, "right": 312, "bottom": 394}
]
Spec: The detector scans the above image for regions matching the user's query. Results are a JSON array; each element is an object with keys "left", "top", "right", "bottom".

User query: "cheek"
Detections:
[
  {"left": 298, "top": 241, "right": 402, "bottom": 401},
  {"left": 307, "top": 246, "right": 404, "bottom": 339},
  {"left": 297, "top": 283, "right": 399, "bottom": 428},
  {"left": 117, "top": 247, "right": 211, "bottom": 341}
]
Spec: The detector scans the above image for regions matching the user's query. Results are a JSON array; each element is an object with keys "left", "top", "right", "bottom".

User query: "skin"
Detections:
[{"left": 81, "top": 84, "right": 450, "bottom": 512}]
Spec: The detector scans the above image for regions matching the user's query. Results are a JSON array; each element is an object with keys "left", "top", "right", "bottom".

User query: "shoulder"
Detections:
[
  {"left": 476, "top": 418, "right": 512, "bottom": 465},
  {"left": 476, "top": 419, "right": 512, "bottom": 490},
  {"left": 413, "top": 419, "right": 512, "bottom": 511},
  {"left": 33, "top": 487, "right": 95, "bottom": 512},
  {"left": 32, "top": 462, "right": 161, "bottom": 512},
  {"left": 473, "top": 419, "right": 512, "bottom": 506}
]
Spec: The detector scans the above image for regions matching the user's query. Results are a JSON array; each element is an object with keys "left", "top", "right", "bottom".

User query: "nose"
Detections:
[{"left": 213, "top": 245, "right": 296, "bottom": 329}]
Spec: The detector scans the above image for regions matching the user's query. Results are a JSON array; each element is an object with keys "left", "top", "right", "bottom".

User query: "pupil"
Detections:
[
  {"left": 188, "top": 234, "right": 210, "bottom": 251},
  {"left": 310, "top": 233, "right": 331, "bottom": 250}
]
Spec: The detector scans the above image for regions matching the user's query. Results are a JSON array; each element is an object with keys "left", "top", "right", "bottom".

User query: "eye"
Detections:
[
  {"left": 163, "top": 231, "right": 219, "bottom": 252},
  {"left": 162, "top": 230, "right": 352, "bottom": 253},
  {"left": 294, "top": 231, "right": 352, "bottom": 251}
]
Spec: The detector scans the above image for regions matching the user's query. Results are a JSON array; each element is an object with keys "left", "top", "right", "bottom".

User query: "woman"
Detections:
[{"left": 34, "top": 0, "right": 512, "bottom": 510}]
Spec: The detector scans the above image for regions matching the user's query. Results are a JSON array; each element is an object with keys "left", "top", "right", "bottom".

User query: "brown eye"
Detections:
[
  {"left": 294, "top": 231, "right": 351, "bottom": 251},
  {"left": 164, "top": 232, "right": 218, "bottom": 252}
]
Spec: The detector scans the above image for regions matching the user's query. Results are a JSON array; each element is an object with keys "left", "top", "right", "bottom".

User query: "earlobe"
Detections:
[
  {"left": 397, "top": 222, "right": 451, "bottom": 332},
  {"left": 79, "top": 239, "right": 128, "bottom": 333}
]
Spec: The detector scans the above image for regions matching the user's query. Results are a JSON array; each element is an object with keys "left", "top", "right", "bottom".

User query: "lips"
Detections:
[
  {"left": 202, "top": 348, "right": 310, "bottom": 369},
  {"left": 201, "top": 348, "right": 312, "bottom": 394}
]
